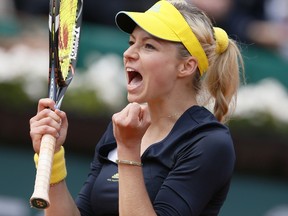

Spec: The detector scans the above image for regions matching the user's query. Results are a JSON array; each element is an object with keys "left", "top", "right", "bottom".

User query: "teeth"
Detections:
[{"left": 126, "top": 68, "right": 134, "bottom": 72}]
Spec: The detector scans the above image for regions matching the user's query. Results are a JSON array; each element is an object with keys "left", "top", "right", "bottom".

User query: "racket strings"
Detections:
[{"left": 58, "top": 0, "right": 78, "bottom": 82}]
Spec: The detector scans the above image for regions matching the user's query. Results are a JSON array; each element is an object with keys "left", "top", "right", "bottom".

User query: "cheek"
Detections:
[
  {"left": 145, "top": 55, "right": 177, "bottom": 75},
  {"left": 146, "top": 58, "right": 177, "bottom": 87}
]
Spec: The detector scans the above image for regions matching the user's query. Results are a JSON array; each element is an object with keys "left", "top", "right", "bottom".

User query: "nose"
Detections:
[{"left": 123, "top": 45, "right": 139, "bottom": 62}]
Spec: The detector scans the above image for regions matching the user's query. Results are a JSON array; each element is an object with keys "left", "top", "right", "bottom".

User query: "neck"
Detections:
[
  {"left": 141, "top": 102, "right": 195, "bottom": 153},
  {"left": 153, "top": 112, "right": 183, "bottom": 123},
  {"left": 147, "top": 99, "right": 197, "bottom": 123}
]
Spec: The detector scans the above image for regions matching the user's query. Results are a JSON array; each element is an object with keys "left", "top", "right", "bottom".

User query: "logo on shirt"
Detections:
[{"left": 107, "top": 172, "right": 119, "bottom": 182}]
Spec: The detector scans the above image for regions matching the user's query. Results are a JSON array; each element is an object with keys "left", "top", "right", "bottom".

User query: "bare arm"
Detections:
[
  {"left": 117, "top": 148, "right": 156, "bottom": 216},
  {"left": 113, "top": 103, "right": 156, "bottom": 216},
  {"left": 44, "top": 181, "right": 80, "bottom": 216}
]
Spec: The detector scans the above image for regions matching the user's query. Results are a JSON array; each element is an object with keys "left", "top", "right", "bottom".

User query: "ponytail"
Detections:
[
  {"left": 204, "top": 39, "right": 244, "bottom": 122},
  {"left": 170, "top": 0, "right": 245, "bottom": 123}
]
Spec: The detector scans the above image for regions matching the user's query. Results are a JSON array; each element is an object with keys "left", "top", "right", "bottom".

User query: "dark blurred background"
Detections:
[{"left": 0, "top": 0, "right": 288, "bottom": 215}]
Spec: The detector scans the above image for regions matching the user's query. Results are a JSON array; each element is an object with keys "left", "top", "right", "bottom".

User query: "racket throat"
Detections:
[{"left": 48, "top": 63, "right": 57, "bottom": 102}]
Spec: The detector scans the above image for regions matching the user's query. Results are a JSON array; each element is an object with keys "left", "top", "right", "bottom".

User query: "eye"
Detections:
[
  {"left": 128, "top": 40, "right": 135, "bottom": 46},
  {"left": 144, "top": 43, "right": 155, "bottom": 50}
]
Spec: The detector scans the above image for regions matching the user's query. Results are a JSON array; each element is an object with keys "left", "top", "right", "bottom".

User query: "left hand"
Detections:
[{"left": 112, "top": 102, "right": 151, "bottom": 151}]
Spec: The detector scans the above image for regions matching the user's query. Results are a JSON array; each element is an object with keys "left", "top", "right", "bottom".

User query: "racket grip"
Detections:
[{"left": 30, "top": 134, "right": 56, "bottom": 209}]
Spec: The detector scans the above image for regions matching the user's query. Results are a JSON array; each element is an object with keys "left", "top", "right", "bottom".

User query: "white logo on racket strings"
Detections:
[{"left": 70, "top": 27, "right": 80, "bottom": 60}]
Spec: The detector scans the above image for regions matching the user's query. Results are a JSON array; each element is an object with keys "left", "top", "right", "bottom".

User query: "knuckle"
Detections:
[{"left": 29, "top": 117, "right": 35, "bottom": 124}]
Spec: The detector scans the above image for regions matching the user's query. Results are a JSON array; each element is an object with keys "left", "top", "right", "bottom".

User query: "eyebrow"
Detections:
[{"left": 130, "top": 32, "right": 167, "bottom": 45}]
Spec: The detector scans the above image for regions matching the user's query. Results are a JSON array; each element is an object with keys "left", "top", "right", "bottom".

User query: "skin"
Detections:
[{"left": 30, "top": 26, "right": 199, "bottom": 216}]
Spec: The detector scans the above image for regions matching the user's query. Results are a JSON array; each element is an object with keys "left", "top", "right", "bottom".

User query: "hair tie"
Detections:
[{"left": 214, "top": 27, "right": 229, "bottom": 54}]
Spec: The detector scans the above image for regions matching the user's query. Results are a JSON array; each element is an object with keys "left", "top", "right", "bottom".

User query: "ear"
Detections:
[{"left": 177, "top": 57, "right": 198, "bottom": 78}]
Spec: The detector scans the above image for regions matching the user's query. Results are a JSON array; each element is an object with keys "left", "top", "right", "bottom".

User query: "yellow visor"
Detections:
[{"left": 115, "top": 0, "right": 209, "bottom": 75}]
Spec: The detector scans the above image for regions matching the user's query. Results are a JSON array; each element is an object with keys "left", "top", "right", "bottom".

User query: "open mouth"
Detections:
[{"left": 127, "top": 69, "right": 143, "bottom": 85}]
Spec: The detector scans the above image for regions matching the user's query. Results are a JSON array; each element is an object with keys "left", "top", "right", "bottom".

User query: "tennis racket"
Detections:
[{"left": 30, "top": 0, "right": 83, "bottom": 209}]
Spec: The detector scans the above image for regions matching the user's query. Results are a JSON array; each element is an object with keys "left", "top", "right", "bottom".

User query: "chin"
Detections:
[{"left": 127, "top": 95, "right": 146, "bottom": 104}]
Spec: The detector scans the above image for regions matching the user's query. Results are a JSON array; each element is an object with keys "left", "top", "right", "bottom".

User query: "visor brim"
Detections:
[{"left": 115, "top": 11, "right": 180, "bottom": 42}]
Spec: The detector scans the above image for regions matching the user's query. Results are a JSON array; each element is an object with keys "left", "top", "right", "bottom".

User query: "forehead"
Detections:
[{"left": 131, "top": 26, "right": 179, "bottom": 45}]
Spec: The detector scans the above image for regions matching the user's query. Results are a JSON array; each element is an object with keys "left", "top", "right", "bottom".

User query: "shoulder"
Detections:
[
  {"left": 174, "top": 106, "right": 231, "bottom": 140},
  {"left": 173, "top": 106, "right": 235, "bottom": 165}
]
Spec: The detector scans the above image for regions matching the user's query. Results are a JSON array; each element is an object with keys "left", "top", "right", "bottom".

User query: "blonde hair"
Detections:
[{"left": 169, "top": 0, "right": 244, "bottom": 123}]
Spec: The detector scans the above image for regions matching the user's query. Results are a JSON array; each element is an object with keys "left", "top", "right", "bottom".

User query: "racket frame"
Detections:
[{"left": 30, "top": 0, "right": 83, "bottom": 209}]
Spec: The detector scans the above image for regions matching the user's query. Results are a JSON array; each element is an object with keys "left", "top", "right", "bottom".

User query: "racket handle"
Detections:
[{"left": 30, "top": 134, "right": 56, "bottom": 209}]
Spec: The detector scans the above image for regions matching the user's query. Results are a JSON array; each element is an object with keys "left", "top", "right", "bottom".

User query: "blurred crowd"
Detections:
[
  {"left": 192, "top": 0, "right": 288, "bottom": 58},
  {"left": 2, "top": 0, "right": 288, "bottom": 46},
  {"left": 1, "top": 0, "right": 286, "bottom": 59},
  {"left": 11, "top": 0, "right": 158, "bottom": 25}
]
